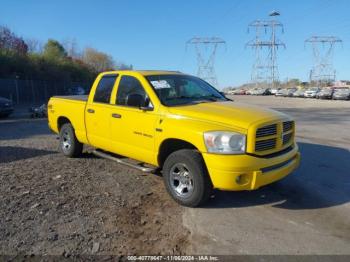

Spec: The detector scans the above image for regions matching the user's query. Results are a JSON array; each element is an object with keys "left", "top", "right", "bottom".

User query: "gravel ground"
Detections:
[{"left": 0, "top": 119, "right": 189, "bottom": 256}]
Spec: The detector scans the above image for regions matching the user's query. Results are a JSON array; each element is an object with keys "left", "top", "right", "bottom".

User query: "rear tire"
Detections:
[
  {"left": 59, "top": 123, "right": 83, "bottom": 158},
  {"left": 162, "top": 149, "right": 212, "bottom": 207}
]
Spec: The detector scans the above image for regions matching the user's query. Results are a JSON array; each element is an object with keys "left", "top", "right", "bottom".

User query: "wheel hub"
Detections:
[
  {"left": 62, "top": 131, "right": 71, "bottom": 152},
  {"left": 169, "top": 163, "right": 194, "bottom": 199}
]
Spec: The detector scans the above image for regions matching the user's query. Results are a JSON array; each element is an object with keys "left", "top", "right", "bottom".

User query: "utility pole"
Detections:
[
  {"left": 187, "top": 37, "right": 226, "bottom": 87},
  {"left": 246, "top": 12, "right": 285, "bottom": 89},
  {"left": 305, "top": 36, "right": 342, "bottom": 86}
]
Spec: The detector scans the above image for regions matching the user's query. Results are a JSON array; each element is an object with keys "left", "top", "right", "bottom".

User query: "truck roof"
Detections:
[{"left": 101, "top": 70, "right": 184, "bottom": 76}]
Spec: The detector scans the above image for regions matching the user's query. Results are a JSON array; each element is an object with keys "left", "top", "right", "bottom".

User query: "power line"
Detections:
[
  {"left": 246, "top": 17, "right": 286, "bottom": 88},
  {"left": 305, "top": 36, "right": 342, "bottom": 85},
  {"left": 186, "top": 37, "right": 226, "bottom": 87}
]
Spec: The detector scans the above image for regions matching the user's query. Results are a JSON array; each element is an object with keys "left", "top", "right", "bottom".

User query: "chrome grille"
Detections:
[
  {"left": 283, "top": 132, "right": 293, "bottom": 145},
  {"left": 283, "top": 121, "right": 294, "bottom": 132},
  {"left": 256, "top": 124, "right": 277, "bottom": 138},
  {"left": 255, "top": 138, "right": 276, "bottom": 151}
]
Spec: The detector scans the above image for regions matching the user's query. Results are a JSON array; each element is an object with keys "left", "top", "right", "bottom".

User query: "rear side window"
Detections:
[
  {"left": 93, "top": 74, "right": 118, "bottom": 103},
  {"left": 116, "top": 76, "right": 146, "bottom": 106}
]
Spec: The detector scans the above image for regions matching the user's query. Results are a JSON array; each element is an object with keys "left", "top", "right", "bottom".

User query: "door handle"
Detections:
[
  {"left": 87, "top": 108, "right": 95, "bottom": 113},
  {"left": 112, "top": 113, "right": 122, "bottom": 119}
]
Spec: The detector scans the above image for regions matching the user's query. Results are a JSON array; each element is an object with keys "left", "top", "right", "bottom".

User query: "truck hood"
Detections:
[{"left": 167, "top": 101, "right": 288, "bottom": 130}]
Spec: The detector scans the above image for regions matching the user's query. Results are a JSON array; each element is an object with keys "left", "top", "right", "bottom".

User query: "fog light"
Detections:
[{"left": 235, "top": 174, "right": 249, "bottom": 185}]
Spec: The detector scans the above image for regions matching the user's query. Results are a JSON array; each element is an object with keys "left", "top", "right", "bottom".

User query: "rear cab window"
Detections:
[{"left": 93, "top": 74, "right": 118, "bottom": 104}]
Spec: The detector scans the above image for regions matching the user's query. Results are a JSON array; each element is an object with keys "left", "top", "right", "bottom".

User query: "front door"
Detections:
[{"left": 109, "top": 75, "right": 159, "bottom": 164}]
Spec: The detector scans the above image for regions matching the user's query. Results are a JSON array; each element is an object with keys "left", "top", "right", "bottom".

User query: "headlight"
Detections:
[{"left": 204, "top": 131, "right": 246, "bottom": 154}]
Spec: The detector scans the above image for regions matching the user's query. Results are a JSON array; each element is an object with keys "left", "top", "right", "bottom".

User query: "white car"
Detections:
[
  {"left": 275, "top": 89, "right": 286, "bottom": 96},
  {"left": 270, "top": 88, "right": 280, "bottom": 95},
  {"left": 304, "top": 87, "right": 320, "bottom": 98}
]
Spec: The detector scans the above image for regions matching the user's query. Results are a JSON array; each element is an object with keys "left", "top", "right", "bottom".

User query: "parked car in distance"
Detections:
[
  {"left": 68, "top": 86, "right": 86, "bottom": 95},
  {"left": 253, "top": 88, "right": 265, "bottom": 96},
  {"left": 48, "top": 70, "right": 300, "bottom": 207},
  {"left": 275, "top": 89, "right": 286, "bottom": 97},
  {"left": 317, "top": 88, "right": 333, "bottom": 99},
  {"left": 270, "top": 88, "right": 280, "bottom": 95},
  {"left": 293, "top": 90, "right": 305, "bottom": 98},
  {"left": 238, "top": 89, "right": 247, "bottom": 95},
  {"left": 332, "top": 89, "right": 350, "bottom": 100},
  {"left": 262, "top": 88, "right": 271, "bottom": 95},
  {"left": 283, "top": 88, "right": 298, "bottom": 97},
  {"left": 0, "top": 96, "right": 14, "bottom": 118},
  {"left": 230, "top": 89, "right": 246, "bottom": 95},
  {"left": 304, "top": 87, "right": 320, "bottom": 98},
  {"left": 250, "top": 89, "right": 261, "bottom": 95}
]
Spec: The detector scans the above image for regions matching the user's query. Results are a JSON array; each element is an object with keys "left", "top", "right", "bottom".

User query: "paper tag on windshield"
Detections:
[{"left": 151, "top": 80, "right": 171, "bottom": 89}]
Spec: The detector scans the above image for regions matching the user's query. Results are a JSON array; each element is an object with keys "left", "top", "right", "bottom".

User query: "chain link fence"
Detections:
[{"left": 0, "top": 78, "right": 91, "bottom": 106}]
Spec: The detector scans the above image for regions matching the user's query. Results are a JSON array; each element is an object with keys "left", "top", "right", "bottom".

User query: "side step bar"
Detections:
[{"left": 92, "top": 150, "right": 155, "bottom": 173}]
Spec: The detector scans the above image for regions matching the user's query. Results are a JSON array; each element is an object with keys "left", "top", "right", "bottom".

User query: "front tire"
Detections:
[
  {"left": 162, "top": 149, "right": 212, "bottom": 207},
  {"left": 59, "top": 123, "right": 83, "bottom": 158}
]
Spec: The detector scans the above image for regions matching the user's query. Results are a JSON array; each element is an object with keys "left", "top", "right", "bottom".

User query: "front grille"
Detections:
[
  {"left": 255, "top": 138, "right": 276, "bottom": 151},
  {"left": 283, "top": 132, "right": 293, "bottom": 145},
  {"left": 256, "top": 124, "right": 277, "bottom": 138},
  {"left": 283, "top": 121, "right": 294, "bottom": 132},
  {"left": 253, "top": 121, "right": 294, "bottom": 155}
]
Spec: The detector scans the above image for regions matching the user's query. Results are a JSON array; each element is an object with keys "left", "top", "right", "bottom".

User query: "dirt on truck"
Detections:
[{"left": 48, "top": 70, "right": 300, "bottom": 207}]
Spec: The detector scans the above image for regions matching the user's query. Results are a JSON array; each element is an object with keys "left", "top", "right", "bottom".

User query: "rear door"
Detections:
[{"left": 85, "top": 74, "right": 118, "bottom": 151}]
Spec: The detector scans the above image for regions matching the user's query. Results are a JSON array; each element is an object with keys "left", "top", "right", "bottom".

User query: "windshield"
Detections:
[{"left": 146, "top": 74, "right": 227, "bottom": 106}]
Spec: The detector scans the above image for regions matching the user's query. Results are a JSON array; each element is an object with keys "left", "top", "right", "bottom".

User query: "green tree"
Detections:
[{"left": 43, "top": 39, "right": 67, "bottom": 60}]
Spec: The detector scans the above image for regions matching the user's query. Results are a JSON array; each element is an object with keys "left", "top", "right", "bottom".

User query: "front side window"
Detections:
[
  {"left": 146, "top": 74, "right": 227, "bottom": 106},
  {"left": 93, "top": 74, "right": 118, "bottom": 103},
  {"left": 116, "top": 76, "right": 150, "bottom": 107}
]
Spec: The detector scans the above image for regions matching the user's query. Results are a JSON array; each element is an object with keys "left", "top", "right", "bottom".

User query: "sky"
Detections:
[{"left": 0, "top": 0, "right": 349, "bottom": 89}]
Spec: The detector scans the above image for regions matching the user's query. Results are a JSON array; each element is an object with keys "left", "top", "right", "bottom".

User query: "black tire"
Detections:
[
  {"left": 59, "top": 123, "right": 83, "bottom": 158},
  {"left": 162, "top": 149, "right": 212, "bottom": 207}
]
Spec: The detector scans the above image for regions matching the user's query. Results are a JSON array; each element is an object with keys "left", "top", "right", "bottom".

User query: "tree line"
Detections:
[{"left": 0, "top": 25, "right": 132, "bottom": 83}]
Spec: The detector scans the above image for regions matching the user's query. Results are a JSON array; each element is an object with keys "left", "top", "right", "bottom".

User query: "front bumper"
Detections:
[{"left": 202, "top": 143, "right": 300, "bottom": 191}]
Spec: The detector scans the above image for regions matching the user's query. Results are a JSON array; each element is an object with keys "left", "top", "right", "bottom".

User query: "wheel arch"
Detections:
[
  {"left": 158, "top": 138, "right": 201, "bottom": 168},
  {"left": 57, "top": 116, "right": 72, "bottom": 131}
]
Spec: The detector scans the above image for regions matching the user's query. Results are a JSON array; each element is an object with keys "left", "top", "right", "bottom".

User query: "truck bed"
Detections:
[
  {"left": 53, "top": 95, "right": 88, "bottom": 102},
  {"left": 48, "top": 95, "right": 88, "bottom": 143}
]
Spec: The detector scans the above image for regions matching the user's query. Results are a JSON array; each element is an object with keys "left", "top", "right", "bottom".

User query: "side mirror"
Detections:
[
  {"left": 126, "top": 93, "right": 144, "bottom": 107},
  {"left": 126, "top": 93, "right": 154, "bottom": 111}
]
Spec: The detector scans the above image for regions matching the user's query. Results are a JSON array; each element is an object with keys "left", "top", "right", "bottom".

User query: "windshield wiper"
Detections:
[
  {"left": 165, "top": 95, "right": 194, "bottom": 101},
  {"left": 197, "top": 94, "right": 225, "bottom": 101}
]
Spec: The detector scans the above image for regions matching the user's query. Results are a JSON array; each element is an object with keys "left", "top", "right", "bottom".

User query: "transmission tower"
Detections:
[
  {"left": 187, "top": 37, "right": 226, "bottom": 87},
  {"left": 246, "top": 19, "right": 285, "bottom": 88},
  {"left": 305, "top": 36, "right": 342, "bottom": 85}
]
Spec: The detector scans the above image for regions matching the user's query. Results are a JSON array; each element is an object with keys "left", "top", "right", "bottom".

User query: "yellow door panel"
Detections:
[
  {"left": 85, "top": 74, "right": 119, "bottom": 150},
  {"left": 109, "top": 74, "right": 159, "bottom": 165},
  {"left": 110, "top": 106, "right": 159, "bottom": 165}
]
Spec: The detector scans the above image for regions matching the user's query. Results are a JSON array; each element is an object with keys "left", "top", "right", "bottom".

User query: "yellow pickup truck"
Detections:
[{"left": 48, "top": 70, "right": 300, "bottom": 207}]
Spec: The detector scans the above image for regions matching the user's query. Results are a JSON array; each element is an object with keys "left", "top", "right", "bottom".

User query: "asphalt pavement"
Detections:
[{"left": 183, "top": 96, "right": 350, "bottom": 255}]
